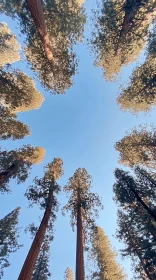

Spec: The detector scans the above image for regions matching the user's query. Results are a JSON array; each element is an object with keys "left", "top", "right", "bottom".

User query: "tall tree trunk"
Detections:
[
  {"left": 18, "top": 185, "right": 53, "bottom": 280},
  {"left": 76, "top": 206, "right": 85, "bottom": 280},
  {"left": 128, "top": 183, "right": 156, "bottom": 222},
  {"left": 0, "top": 163, "right": 17, "bottom": 184},
  {"left": 26, "top": 0, "right": 53, "bottom": 62}
]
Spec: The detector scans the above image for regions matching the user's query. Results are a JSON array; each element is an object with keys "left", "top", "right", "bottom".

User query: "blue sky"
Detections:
[{"left": 0, "top": 1, "right": 156, "bottom": 279}]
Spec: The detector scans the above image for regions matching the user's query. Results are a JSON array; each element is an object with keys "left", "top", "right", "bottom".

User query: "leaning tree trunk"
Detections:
[
  {"left": 128, "top": 184, "right": 156, "bottom": 222},
  {"left": 18, "top": 186, "right": 53, "bottom": 280},
  {"left": 26, "top": 0, "right": 53, "bottom": 62},
  {"left": 76, "top": 206, "right": 85, "bottom": 280}
]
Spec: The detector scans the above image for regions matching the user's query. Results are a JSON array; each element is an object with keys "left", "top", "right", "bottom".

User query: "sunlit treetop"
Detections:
[
  {"left": 88, "top": 226, "right": 126, "bottom": 280},
  {"left": 91, "top": 0, "right": 155, "bottom": 81},
  {"left": 115, "top": 126, "right": 156, "bottom": 169},
  {"left": 117, "top": 24, "right": 156, "bottom": 113},
  {"left": 0, "top": 22, "right": 20, "bottom": 67},
  {"left": 0, "top": 68, "right": 44, "bottom": 112},
  {"left": 0, "top": 105, "right": 30, "bottom": 140},
  {"left": 63, "top": 168, "right": 103, "bottom": 241},
  {"left": 64, "top": 267, "right": 74, "bottom": 280}
]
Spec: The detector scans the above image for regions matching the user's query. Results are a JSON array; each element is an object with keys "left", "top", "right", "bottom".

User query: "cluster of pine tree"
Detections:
[{"left": 0, "top": 0, "right": 155, "bottom": 279}]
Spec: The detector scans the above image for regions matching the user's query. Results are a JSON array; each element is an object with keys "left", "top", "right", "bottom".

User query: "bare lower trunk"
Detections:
[
  {"left": 26, "top": 0, "right": 53, "bottom": 62},
  {"left": 18, "top": 186, "right": 53, "bottom": 280},
  {"left": 76, "top": 206, "right": 85, "bottom": 280}
]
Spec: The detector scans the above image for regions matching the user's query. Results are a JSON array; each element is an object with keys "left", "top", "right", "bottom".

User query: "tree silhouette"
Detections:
[
  {"left": 63, "top": 168, "right": 103, "bottom": 280},
  {"left": 0, "top": 145, "right": 45, "bottom": 193},
  {"left": 0, "top": 22, "right": 20, "bottom": 67},
  {"left": 18, "top": 158, "right": 63, "bottom": 280},
  {"left": 0, "top": 67, "right": 44, "bottom": 113},
  {"left": 91, "top": 0, "right": 155, "bottom": 81},
  {"left": 115, "top": 126, "right": 156, "bottom": 169},
  {"left": 0, "top": 208, "right": 21, "bottom": 279},
  {"left": 0, "top": 105, "right": 30, "bottom": 140},
  {"left": 88, "top": 226, "right": 126, "bottom": 280},
  {"left": 117, "top": 25, "right": 156, "bottom": 113},
  {"left": 116, "top": 210, "right": 156, "bottom": 279}
]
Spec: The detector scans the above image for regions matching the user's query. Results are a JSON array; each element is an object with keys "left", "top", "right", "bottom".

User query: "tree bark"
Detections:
[
  {"left": 18, "top": 185, "right": 53, "bottom": 280},
  {"left": 76, "top": 206, "right": 85, "bottom": 280},
  {"left": 128, "top": 183, "right": 156, "bottom": 222},
  {"left": 26, "top": 0, "right": 53, "bottom": 62}
]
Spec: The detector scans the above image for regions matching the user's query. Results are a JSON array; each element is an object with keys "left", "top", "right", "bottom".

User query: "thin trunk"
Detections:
[
  {"left": 128, "top": 184, "right": 156, "bottom": 222},
  {"left": 26, "top": 0, "right": 53, "bottom": 62},
  {"left": 0, "top": 163, "right": 17, "bottom": 184},
  {"left": 76, "top": 206, "right": 85, "bottom": 280},
  {"left": 18, "top": 185, "right": 53, "bottom": 280}
]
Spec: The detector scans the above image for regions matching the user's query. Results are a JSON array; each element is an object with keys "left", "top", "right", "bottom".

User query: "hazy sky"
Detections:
[{"left": 0, "top": 1, "right": 156, "bottom": 279}]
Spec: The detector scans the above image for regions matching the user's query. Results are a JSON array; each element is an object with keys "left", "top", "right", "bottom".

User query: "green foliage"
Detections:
[
  {"left": 114, "top": 168, "right": 156, "bottom": 279},
  {"left": 32, "top": 238, "right": 51, "bottom": 280},
  {"left": 0, "top": 105, "right": 30, "bottom": 140},
  {"left": 88, "top": 226, "right": 126, "bottom": 280},
  {"left": 0, "top": 67, "right": 44, "bottom": 113},
  {"left": 117, "top": 25, "right": 156, "bottom": 113},
  {"left": 0, "top": 0, "right": 86, "bottom": 94},
  {"left": 0, "top": 145, "right": 45, "bottom": 193},
  {"left": 116, "top": 210, "right": 156, "bottom": 279},
  {"left": 0, "top": 22, "right": 20, "bottom": 67},
  {"left": 64, "top": 267, "right": 74, "bottom": 280},
  {"left": 63, "top": 168, "right": 103, "bottom": 241},
  {"left": 91, "top": 0, "right": 155, "bottom": 81},
  {"left": 25, "top": 158, "right": 63, "bottom": 234},
  {"left": 113, "top": 168, "right": 156, "bottom": 207},
  {"left": 0, "top": 208, "right": 21, "bottom": 279},
  {"left": 115, "top": 126, "right": 156, "bottom": 168}
]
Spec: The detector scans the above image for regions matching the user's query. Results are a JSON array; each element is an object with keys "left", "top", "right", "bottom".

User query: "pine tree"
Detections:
[
  {"left": 91, "top": 0, "right": 155, "bottom": 81},
  {"left": 0, "top": 208, "right": 21, "bottom": 279},
  {"left": 31, "top": 238, "right": 51, "bottom": 280},
  {"left": 115, "top": 126, "right": 156, "bottom": 169},
  {"left": 0, "top": 105, "right": 30, "bottom": 140},
  {"left": 113, "top": 168, "right": 156, "bottom": 222},
  {"left": 18, "top": 158, "right": 63, "bottom": 280},
  {"left": 117, "top": 25, "right": 156, "bottom": 113},
  {"left": 0, "top": 145, "right": 45, "bottom": 193},
  {"left": 26, "top": 0, "right": 53, "bottom": 62},
  {"left": 64, "top": 267, "right": 74, "bottom": 280},
  {"left": 0, "top": 67, "right": 44, "bottom": 113},
  {"left": 63, "top": 168, "right": 103, "bottom": 280},
  {"left": 0, "top": 0, "right": 86, "bottom": 94},
  {"left": 88, "top": 226, "right": 126, "bottom": 280},
  {"left": 0, "top": 22, "right": 20, "bottom": 67},
  {"left": 116, "top": 210, "right": 156, "bottom": 279}
]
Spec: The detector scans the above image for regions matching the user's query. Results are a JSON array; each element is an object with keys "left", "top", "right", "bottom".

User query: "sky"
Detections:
[{"left": 0, "top": 1, "right": 156, "bottom": 279}]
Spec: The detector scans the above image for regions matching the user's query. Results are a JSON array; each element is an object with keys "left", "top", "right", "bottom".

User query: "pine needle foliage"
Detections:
[
  {"left": 0, "top": 67, "right": 44, "bottom": 113},
  {"left": 0, "top": 22, "right": 20, "bottom": 67},
  {"left": 89, "top": 226, "right": 126, "bottom": 280},
  {"left": 0, "top": 208, "right": 21, "bottom": 279},
  {"left": 64, "top": 267, "right": 74, "bottom": 280},
  {"left": 0, "top": 145, "right": 45, "bottom": 193}
]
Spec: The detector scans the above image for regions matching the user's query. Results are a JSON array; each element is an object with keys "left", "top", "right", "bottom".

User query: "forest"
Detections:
[{"left": 0, "top": 0, "right": 155, "bottom": 279}]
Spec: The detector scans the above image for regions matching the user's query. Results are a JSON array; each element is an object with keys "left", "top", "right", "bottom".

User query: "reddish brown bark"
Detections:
[
  {"left": 18, "top": 186, "right": 53, "bottom": 280},
  {"left": 76, "top": 206, "right": 85, "bottom": 280},
  {"left": 26, "top": 0, "right": 53, "bottom": 62}
]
